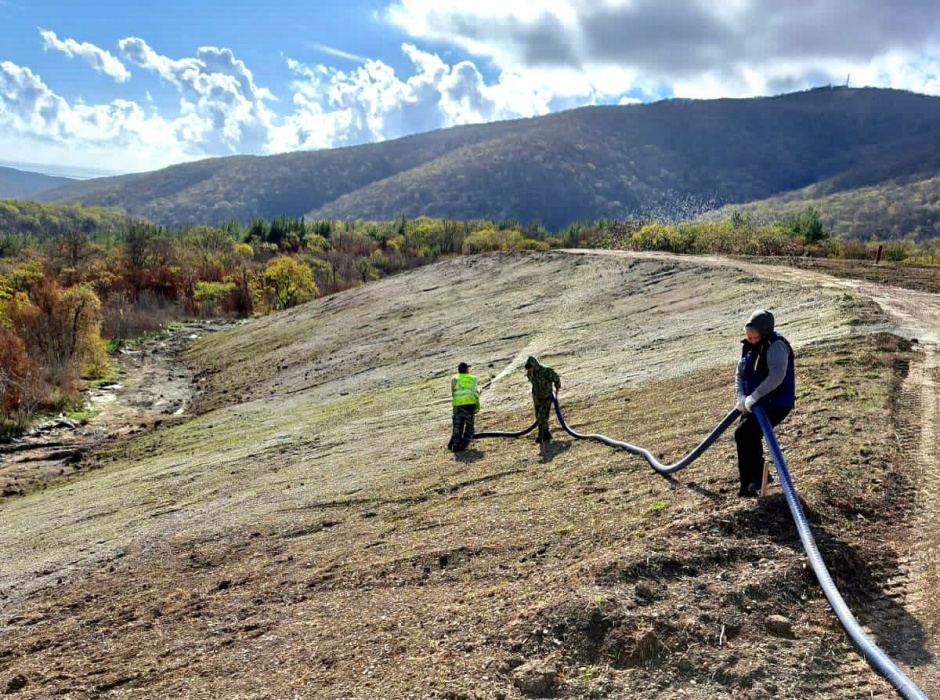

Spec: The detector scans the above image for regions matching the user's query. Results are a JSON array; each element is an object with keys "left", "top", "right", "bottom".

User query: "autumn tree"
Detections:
[
  {"left": 183, "top": 226, "right": 236, "bottom": 270},
  {"left": 123, "top": 220, "right": 165, "bottom": 269},
  {"left": 353, "top": 256, "right": 380, "bottom": 284},
  {"left": 0, "top": 330, "right": 42, "bottom": 430},
  {"left": 263, "top": 256, "right": 317, "bottom": 310},
  {"left": 17, "top": 280, "right": 107, "bottom": 385}
]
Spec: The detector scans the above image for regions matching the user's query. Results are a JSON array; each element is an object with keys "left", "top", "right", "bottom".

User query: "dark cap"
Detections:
[
  {"left": 458, "top": 362, "right": 470, "bottom": 373},
  {"left": 744, "top": 309, "right": 775, "bottom": 336}
]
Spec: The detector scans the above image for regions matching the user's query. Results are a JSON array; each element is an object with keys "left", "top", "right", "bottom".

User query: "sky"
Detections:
[{"left": 2, "top": 0, "right": 940, "bottom": 177}]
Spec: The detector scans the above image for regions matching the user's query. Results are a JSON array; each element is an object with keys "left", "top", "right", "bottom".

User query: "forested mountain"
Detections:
[
  {"left": 37, "top": 87, "right": 940, "bottom": 231},
  {"left": 0, "top": 166, "right": 74, "bottom": 200},
  {"left": 36, "top": 122, "right": 531, "bottom": 228},
  {"left": 0, "top": 200, "right": 132, "bottom": 241},
  {"left": 699, "top": 174, "right": 940, "bottom": 240},
  {"left": 697, "top": 129, "right": 940, "bottom": 239}
]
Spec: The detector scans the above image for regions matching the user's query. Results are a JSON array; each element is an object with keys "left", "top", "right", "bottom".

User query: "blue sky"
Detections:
[
  {"left": 2, "top": 0, "right": 939, "bottom": 176},
  {"left": 5, "top": 1, "right": 430, "bottom": 111}
]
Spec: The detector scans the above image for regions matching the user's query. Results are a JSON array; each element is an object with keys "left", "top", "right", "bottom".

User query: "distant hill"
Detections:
[
  {"left": 0, "top": 199, "right": 132, "bottom": 239},
  {"left": 0, "top": 166, "right": 74, "bottom": 200},
  {"left": 699, "top": 174, "right": 940, "bottom": 241},
  {"left": 698, "top": 127, "right": 940, "bottom": 239},
  {"left": 37, "top": 87, "right": 940, "bottom": 231}
]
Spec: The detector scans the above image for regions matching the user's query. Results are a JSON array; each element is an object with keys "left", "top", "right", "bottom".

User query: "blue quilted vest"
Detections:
[{"left": 739, "top": 331, "right": 795, "bottom": 408}]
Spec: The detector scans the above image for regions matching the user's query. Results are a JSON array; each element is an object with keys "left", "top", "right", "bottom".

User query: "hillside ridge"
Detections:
[
  {"left": 0, "top": 166, "right": 74, "bottom": 200},
  {"left": 34, "top": 87, "right": 940, "bottom": 231}
]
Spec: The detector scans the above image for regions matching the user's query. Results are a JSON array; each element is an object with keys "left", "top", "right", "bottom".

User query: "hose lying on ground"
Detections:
[
  {"left": 474, "top": 419, "right": 538, "bottom": 439},
  {"left": 551, "top": 397, "right": 740, "bottom": 475},
  {"left": 473, "top": 395, "right": 928, "bottom": 700},
  {"left": 752, "top": 406, "right": 928, "bottom": 700}
]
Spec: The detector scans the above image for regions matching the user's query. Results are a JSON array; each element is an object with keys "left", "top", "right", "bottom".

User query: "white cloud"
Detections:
[
  {"left": 0, "top": 60, "right": 202, "bottom": 172},
  {"left": 39, "top": 29, "right": 131, "bottom": 83},
  {"left": 5, "top": 39, "right": 584, "bottom": 172},
  {"left": 0, "top": 60, "right": 69, "bottom": 139},
  {"left": 10, "top": 7, "right": 940, "bottom": 177},
  {"left": 271, "top": 43, "right": 595, "bottom": 152},
  {"left": 386, "top": 0, "right": 940, "bottom": 99},
  {"left": 118, "top": 38, "right": 277, "bottom": 153}
]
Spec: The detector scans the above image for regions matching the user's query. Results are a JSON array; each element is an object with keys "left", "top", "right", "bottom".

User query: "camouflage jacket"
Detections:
[{"left": 527, "top": 361, "right": 560, "bottom": 401}]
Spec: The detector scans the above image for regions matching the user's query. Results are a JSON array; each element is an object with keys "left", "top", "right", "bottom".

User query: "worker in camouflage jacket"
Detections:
[{"left": 525, "top": 356, "right": 561, "bottom": 444}]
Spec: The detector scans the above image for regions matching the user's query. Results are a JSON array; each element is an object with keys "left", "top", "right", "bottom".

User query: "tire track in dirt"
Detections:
[
  {"left": 564, "top": 248, "right": 940, "bottom": 695},
  {"left": 890, "top": 344, "right": 940, "bottom": 696},
  {"left": 848, "top": 342, "right": 940, "bottom": 697}
]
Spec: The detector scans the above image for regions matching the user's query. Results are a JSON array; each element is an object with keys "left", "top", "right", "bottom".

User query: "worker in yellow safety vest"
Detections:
[{"left": 448, "top": 362, "right": 488, "bottom": 452}]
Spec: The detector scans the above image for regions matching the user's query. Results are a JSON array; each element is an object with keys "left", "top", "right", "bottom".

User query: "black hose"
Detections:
[
  {"left": 753, "top": 406, "right": 928, "bottom": 700},
  {"left": 474, "top": 419, "right": 538, "bottom": 439}
]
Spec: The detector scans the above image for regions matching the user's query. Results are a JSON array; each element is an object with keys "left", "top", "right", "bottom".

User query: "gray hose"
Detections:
[
  {"left": 550, "top": 394, "right": 739, "bottom": 474},
  {"left": 475, "top": 394, "right": 929, "bottom": 699}
]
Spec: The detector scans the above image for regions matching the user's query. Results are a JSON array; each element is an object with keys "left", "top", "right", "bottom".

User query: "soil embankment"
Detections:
[{"left": 0, "top": 252, "right": 937, "bottom": 698}]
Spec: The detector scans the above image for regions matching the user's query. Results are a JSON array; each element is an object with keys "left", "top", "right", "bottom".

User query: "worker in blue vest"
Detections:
[
  {"left": 448, "top": 362, "right": 487, "bottom": 452},
  {"left": 735, "top": 309, "right": 795, "bottom": 497}
]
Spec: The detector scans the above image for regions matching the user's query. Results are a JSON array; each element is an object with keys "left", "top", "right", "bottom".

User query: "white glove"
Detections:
[
  {"left": 735, "top": 396, "right": 747, "bottom": 413},
  {"left": 744, "top": 395, "right": 758, "bottom": 413}
]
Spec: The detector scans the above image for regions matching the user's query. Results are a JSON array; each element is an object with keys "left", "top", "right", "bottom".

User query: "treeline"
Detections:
[
  {"left": 562, "top": 207, "right": 940, "bottom": 264},
  {"left": 4, "top": 202, "right": 938, "bottom": 433},
  {"left": 698, "top": 174, "right": 940, "bottom": 242},
  {"left": 0, "top": 200, "right": 129, "bottom": 253},
  {"left": 0, "top": 213, "right": 549, "bottom": 432}
]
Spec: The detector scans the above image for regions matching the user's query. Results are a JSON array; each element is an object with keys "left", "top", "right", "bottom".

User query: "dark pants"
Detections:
[
  {"left": 448, "top": 405, "right": 476, "bottom": 451},
  {"left": 534, "top": 398, "right": 553, "bottom": 442},
  {"left": 735, "top": 406, "right": 791, "bottom": 493}
]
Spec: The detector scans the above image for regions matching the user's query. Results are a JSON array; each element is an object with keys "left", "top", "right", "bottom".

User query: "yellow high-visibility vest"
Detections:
[{"left": 452, "top": 373, "right": 480, "bottom": 409}]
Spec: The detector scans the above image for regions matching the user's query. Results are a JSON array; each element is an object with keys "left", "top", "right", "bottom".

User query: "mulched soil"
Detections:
[{"left": 0, "top": 333, "right": 922, "bottom": 699}]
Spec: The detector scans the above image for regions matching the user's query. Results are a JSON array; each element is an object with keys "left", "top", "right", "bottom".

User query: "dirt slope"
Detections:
[
  {"left": 571, "top": 248, "right": 940, "bottom": 695},
  {"left": 0, "top": 251, "right": 936, "bottom": 698}
]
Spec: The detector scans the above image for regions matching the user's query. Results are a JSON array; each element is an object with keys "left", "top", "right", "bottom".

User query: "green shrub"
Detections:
[
  {"left": 194, "top": 281, "right": 236, "bottom": 316},
  {"left": 883, "top": 241, "right": 912, "bottom": 262},
  {"left": 462, "top": 228, "right": 531, "bottom": 254},
  {"left": 785, "top": 206, "right": 831, "bottom": 243}
]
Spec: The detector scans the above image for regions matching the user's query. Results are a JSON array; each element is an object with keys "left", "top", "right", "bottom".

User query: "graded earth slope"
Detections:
[{"left": 0, "top": 251, "right": 936, "bottom": 698}]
